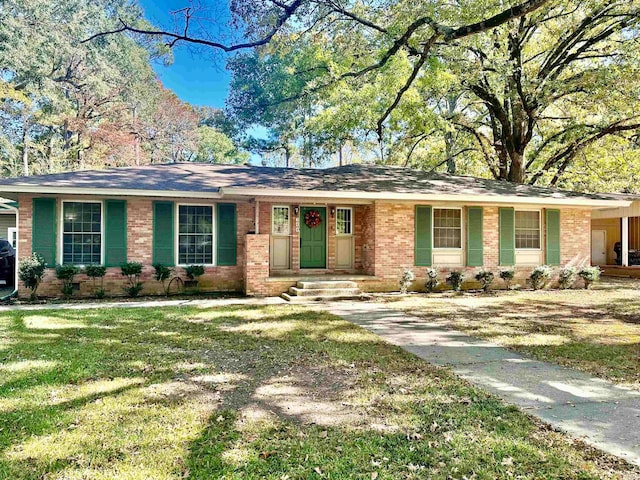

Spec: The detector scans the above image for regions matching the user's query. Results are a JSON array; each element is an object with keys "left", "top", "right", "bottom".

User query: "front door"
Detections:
[
  {"left": 300, "top": 207, "right": 326, "bottom": 268},
  {"left": 591, "top": 230, "right": 607, "bottom": 265}
]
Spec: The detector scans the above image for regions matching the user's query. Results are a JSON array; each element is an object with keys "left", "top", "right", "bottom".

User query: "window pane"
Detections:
[
  {"left": 336, "top": 208, "right": 352, "bottom": 235},
  {"left": 272, "top": 207, "right": 290, "bottom": 235},
  {"left": 515, "top": 211, "right": 540, "bottom": 249},
  {"left": 178, "top": 205, "right": 213, "bottom": 264},
  {"left": 433, "top": 209, "right": 461, "bottom": 248},
  {"left": 62, "top": 202, "right": 102, "bottom": 265}
]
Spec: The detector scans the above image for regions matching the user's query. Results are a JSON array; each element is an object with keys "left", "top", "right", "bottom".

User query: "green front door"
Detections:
[{"left": 300, "top": 207, "right": 327, "bottom": 268}]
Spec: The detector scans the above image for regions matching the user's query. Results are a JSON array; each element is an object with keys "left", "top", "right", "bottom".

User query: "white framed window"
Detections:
[
  {"left": 433, "top": 208, "right": 462, "bottom": 249},
  {"left": 272, "top": 206, "right": 290, "bottom": 235},
  {"left": 336, "top": 207, "right": 352, "bottom": 236},
  {"left": 515, "top": 210, "right": 541, "bottom": 249},
  {"left": 177, "top": 204, "right": 214, "bottom": 265},
  {"left": 61, "top": 200, "right": 103, "bottom": 265}
]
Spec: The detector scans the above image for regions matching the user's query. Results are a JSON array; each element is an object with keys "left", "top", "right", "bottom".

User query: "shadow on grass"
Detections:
[{"left": 0, "top": 304, "right": 634, "bottom": 479}]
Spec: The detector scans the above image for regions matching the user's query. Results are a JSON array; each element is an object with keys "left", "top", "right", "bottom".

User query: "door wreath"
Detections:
[{"left": 304, "top": 209, "right": 322, "bottom": 228}]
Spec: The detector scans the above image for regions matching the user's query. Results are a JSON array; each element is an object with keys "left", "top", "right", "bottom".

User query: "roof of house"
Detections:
[{"left": 0, "top": 163, "right": 629, "bottom": 207}]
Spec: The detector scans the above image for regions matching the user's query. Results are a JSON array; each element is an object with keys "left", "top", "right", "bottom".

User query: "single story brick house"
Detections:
[{"left": 0, "top": 163, "right": 629, "bottom": 298}]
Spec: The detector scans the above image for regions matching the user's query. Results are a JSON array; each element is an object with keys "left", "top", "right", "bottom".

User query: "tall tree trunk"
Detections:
[
  {"left": 21, "top": 115, "right": 29, "bottom": 176},
  {"left": 133, "top": 106, "right": 140, "bottom": 166}
]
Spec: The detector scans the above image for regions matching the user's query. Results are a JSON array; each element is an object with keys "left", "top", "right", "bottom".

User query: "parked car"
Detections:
[{"left": 0, "top": 239, "right": 15, "bottom": 287}]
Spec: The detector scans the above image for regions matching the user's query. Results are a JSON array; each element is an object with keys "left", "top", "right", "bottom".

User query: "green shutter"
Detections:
[
  {"left": 32, "top": 198, "right": 57, "bottom": 266},
  {"left": 546, "top": 209, "right": 561, "bottom": 266},
  {"left": 499, "top": 207, "right": 515, "bottom": 266},
  {"left": 467, "top": 207, "right": 484, "bottom": 267},
  {"left": 104, "top": 200, "right": 127, "bottom": 267},
  {"left": 153, "top": 201, "right": 174, "bottom": 266},
  {"left": 216, "top": 203, "right": 237, "bottom": 266},
  {"left": 415, "top": 205, "right": 432, "bottom": 266}
]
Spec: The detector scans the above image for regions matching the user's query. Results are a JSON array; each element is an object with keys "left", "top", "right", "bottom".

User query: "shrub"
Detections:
[
  {"left": 530, "top": 265, "right": 552, "bottom": 290},
  {"left": 184, "top": 264, "right": 205, "bottom": 280},
  {"left": 425, "top": 268, "right": 439, "bottom": 293},
  {"left": 184, "top": 265, "right": 205, "bottom": 292},
  {"left": 558, "top": 266, "right": 578, "bottom": 289},
  {"left": 446, "top": 270, "right": 464, "bottom": 292},
  {"left": 578, "top": 266, "right": 601, "bottom": 289},
  {"left": 399, "top": 268, "right": 415, "bottom": 294},
  {"left": 84, "top": 265, "right": 107, "bottom": 298},
  {"left": 154, "top": 264, "right": 174, "bottom": 296},
  {"left": 18, "top": 253, "right": 46, "bottom": 300},
  {"left": 475, "top": 270, "right": 495, "bottom": 293},
  {"left": 55, "top": 264, "right": 79, "bottom": 299},
  {"left": 121, "top": 262, "right": 144, "bottom": 297},
  {"left": 499, "top": 269, "right": 515, "bottom": 290}
]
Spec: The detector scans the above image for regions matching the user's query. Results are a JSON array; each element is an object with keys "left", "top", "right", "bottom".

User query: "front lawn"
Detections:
[
  {"left": 0, "top": 304, "right": 636, "bottom": 479},
  {"left": 387, "top": 277, "right": 640, "bottom": 391}
]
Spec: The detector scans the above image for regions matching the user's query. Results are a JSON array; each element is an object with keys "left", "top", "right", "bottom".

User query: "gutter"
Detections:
[
  {"left": 0, "top": 185, "right": 225, "bottom": 199},
  {"left": 220, "top": 187, "right": 632, "bottom": 208}
]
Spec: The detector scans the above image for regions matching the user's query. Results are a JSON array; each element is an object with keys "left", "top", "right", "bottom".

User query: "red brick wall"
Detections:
[
  {"left": 17, "top": 194, "right": 254, "bottom": 298},
  {"left": 245, "top": 234, "right": 270, "bottom": 296},
  {"left": 16, "top": 193, "right": 593, "bottom": 297}
]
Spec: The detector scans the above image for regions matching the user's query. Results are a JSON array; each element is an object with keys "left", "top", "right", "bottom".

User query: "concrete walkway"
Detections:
[{"left": 326, "top": 302, "right": 640, "bottom": 467}]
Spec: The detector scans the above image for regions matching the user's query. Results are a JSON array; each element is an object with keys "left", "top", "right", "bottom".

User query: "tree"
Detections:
[{"left": 194, "top": 125, "right": 249, "bottom": 164}]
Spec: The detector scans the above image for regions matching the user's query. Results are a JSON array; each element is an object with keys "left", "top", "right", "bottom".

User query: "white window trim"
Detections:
[
  {"left": 432, "top": 207, "right": 463, "bottom": 251},
  {"left": 515, "top": 209, "right": 542, "bottom": 251},
  {"left": 7, "top": 227, "right": 17, "bottom": 249},
  {"left": 271, "top": 205, "right": 291, "bottom": 236},
  {"left": 175, "top": 202, "right": 216, "bottom": 267},
  {"left": 335, "top": 207, "right": 353, "bottom": 237},
  {"left": 59, "top": 199, "right": 104, "bottom": 266}
]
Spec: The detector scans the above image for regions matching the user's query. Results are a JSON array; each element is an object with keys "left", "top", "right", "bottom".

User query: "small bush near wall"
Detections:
[
  {"left": 85, "top": 265, "right": 107, "bottom": 298},
  {"left": 121, "top": 262, "right": 144, "bottom": 297},
  {"left": 530, "top": 265, "right": 552, "bottom": 291},
  {"left": 55, "top": 264, "right": 80, "bottom": 299},
  {"left": 558, "top": 266, "right": 578, "bottom": 289},
  {"left": 447, "top": 271, "right": 464, "bottom": 292},
  {"left": 578, "top": 266, "right": 601, "bottom": 289},
  {"left": 184, "top": 265, "right": 206, "bottom": 291},
  {"left": 18, "top": 253, "right": 46, "bottom": 300},
  {"left": 475, "top": 270, "right": 495, "bottom": 293},
  {"left": 499, "top": 269, "right": 516, "bottom": 290},
  {"left": 399, "top": 268, "right": 415, "bottom": 294},
  {"left": 425, "top": 268, "right": 439, "bottom": 293}
]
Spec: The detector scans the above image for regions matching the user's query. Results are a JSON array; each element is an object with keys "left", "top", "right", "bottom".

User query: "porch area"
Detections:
[{"left": 591, "top": 196, "right": 640, "bottom": 269}]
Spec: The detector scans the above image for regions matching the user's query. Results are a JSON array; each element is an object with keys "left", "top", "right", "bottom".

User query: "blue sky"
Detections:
[{"left": 137, "top": 0, "right": 233, "bottom": 108}]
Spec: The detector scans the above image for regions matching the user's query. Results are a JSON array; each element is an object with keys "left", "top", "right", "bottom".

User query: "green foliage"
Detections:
[
  {"left": 55, "top": 264, "right": 80, "bottom": 299},
  {"left": 399, "top": 268, "right": 415, "bottom": 294},
  {"left": 84, "top": 265, "right": 107, "bottom": 279},
  {"left": 194, "top": 126, "right": 249, "bottom": 164},
  {"left": 558, "top": 266, "right": 578, "bottom": 290},
  {"left": 475, "top": 270, "right": 494, "bottom": 293},
  {"left": 84, "top": 265, "right": 107, "bottom": 298},
  {"left": 425, "top": 268, "right": 439, "bottom": 293},
  {"left": 18, "top": 253, "right": 46, "bottom": 300},
  {"left": 121, "top": 262, "right": 144, "bottom": 297},
  {"left": 184, "top": 265, "right": 205, "bottom": 280},
  {"left": 530, "top": 265, "right": 552, "bottom": 291},
  {"left": 499, "top": 269, "right": 516, "bottom": 290},
  {"left": 578, "top": 266, "right": 602, "bottom": 289},
  {"left": 153, "top": 263, "right": 175, "bottom": 296},
  {"left": 446, "top": 270, "right": 464, "bottom": 292}
]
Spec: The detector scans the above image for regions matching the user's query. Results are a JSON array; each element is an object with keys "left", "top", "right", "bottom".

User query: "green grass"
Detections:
[
  {"left": 387, "top": 277, "right": 640, "bottom": 390},
  {"left": 0, "top": 304, "right": 636, "bottom": 479}
]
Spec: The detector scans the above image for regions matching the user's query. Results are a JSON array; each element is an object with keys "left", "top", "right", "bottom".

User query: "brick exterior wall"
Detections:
[
  {"left": 244, "top": 234, "right": 270, "bottom": 296},
  {"left": 17, "top": 194, "right": 254, "bottom": 298},
  {"left": 16, "top": 193, "right": 593, "bottom": 297}
]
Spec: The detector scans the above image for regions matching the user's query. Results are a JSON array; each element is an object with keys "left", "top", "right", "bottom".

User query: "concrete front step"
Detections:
[
  {"left": 289, "top": 287, "right": 361, "bottom": 297},
  {"left": 296, "top": 281, "right": 358, "bottom": 289},
  {"left": 281, "top": 292, "right": 362, "bottom": 303}
]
